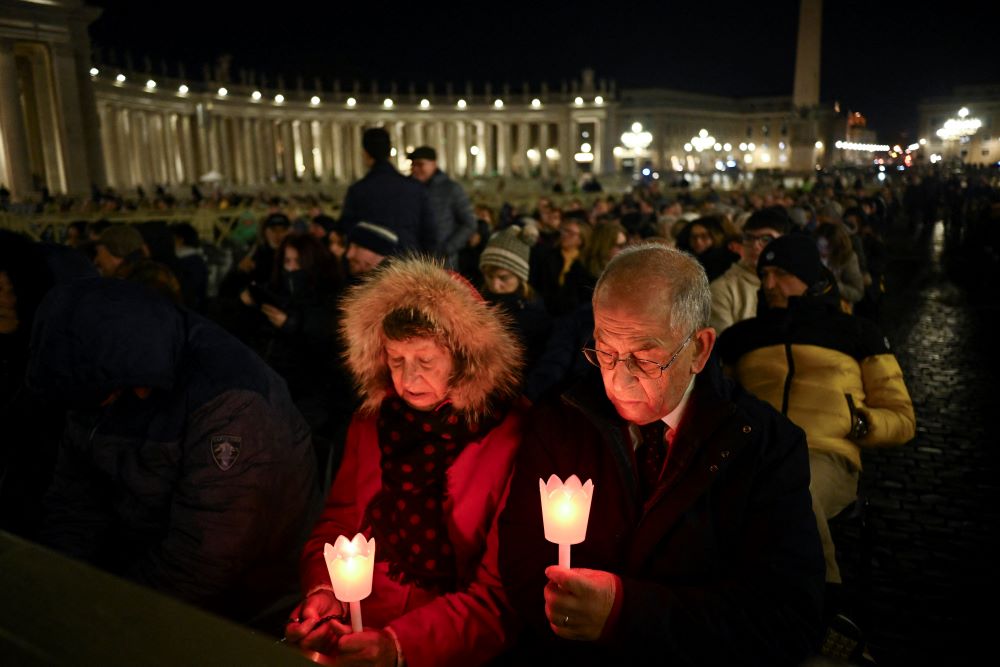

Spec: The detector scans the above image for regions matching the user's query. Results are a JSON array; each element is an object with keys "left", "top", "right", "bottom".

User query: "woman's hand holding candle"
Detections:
[{"left": 284, "top": 589, "right": 351, "bottom": 650}]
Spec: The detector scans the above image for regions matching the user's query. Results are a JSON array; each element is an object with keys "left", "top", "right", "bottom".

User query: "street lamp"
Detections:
[{"left": 621, "top": 122, "right": 653, "bottom": 178}]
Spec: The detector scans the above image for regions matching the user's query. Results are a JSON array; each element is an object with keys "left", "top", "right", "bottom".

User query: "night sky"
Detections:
[{"left": 87, "top": 0, "right": 1000, "bottom": 142}]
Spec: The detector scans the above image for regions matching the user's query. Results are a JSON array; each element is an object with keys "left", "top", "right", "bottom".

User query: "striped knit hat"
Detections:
[{"left": 479, "top": 225, "right": 532, "bottom": 283}]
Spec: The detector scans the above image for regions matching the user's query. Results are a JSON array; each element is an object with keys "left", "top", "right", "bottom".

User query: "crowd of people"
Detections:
[{"left": 5, "top": 132, "right": 998, "bottom": 665}]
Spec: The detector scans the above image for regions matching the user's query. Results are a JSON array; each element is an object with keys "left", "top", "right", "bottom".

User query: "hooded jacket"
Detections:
[
  {"left": 300, "top": 258, "right": 524, "bottom": 667},
  {"left": 716, "top": 291, "right": 915, "bottom": 470},
  {"left": 27, "top": 278, "right": 320, "bottom": 623}
]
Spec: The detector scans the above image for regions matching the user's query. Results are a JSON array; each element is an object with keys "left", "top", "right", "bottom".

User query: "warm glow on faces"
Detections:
[
  {"left": 742, "top": 227, "right": 781, "bottom": 269},
  {"left": 688, "top": 224, "right": 713, "bottom": 255},
  {"left": 761, "top": 266, "right": 808, "bottom": 309},
  {"left": 385, "top": 336, "right": 454, "bottom": 411},
  {"left": 483, "top": 266, "right": 521, "bottom": 295},
  {"left": 282, "top": 246, "right": 300, "bottom": 271},
  {"left": 410, "top": 159, "right": 436, "bottom": 183},
  {"left": 592, "top": 293, "right": 711, "bottom": 425},
  {"left": 560, "top": 222, "right": 583, "bottom": 252},
  {"left": 94, "top": 244, "right": 122, "bottom": 277}
]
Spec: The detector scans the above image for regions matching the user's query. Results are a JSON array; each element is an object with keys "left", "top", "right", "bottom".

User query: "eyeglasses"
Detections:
[
  {"left": 742, "top": 232, "right": 776, "bottom": 247},
  {"left": 582, "top": 331, "right": 695, "bottom": 379}
]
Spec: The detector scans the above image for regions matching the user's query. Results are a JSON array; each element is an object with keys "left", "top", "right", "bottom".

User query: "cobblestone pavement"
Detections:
[{"left": 832, "top": 220, "right": 1000, "bottom": 666}]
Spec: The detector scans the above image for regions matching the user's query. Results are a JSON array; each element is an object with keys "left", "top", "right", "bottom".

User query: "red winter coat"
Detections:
[{"left": 299, "top": 407, "right": 524, "bottom": 667}]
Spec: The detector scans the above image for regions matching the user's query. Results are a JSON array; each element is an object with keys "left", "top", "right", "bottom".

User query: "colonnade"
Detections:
[{"left": 94, "top": 90, "right": 611, "bottom": 191}]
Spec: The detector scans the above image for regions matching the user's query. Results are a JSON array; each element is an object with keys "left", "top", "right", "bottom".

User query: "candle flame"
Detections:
[{"left": 539, "top": 474, "right": 595, "bottom": 546}]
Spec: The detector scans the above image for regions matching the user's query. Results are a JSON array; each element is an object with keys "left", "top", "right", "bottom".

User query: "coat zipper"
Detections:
[{"left": 781, "top": 343, "right": 795, "bottom": 415}]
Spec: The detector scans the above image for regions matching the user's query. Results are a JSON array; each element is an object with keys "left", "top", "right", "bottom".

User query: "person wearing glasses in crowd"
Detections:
[
  {"left": 709, "top": 206, "right": 793, "bottom": 334},
  {"left": 498, "top": 244, "right": 825, "bottom": 665}
]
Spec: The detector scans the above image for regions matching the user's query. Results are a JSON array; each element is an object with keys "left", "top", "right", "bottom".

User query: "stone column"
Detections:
[
  {"left": 559, "top": 116, "right": 574, "bottom": 182},
  {"left": 195, "top": 104, "right": 210, "bottom": 180},
  {"left": 131, "top": 110, "right": 150, "bottom": 190},
  {"left": 319, "top": 120, "right": 334, "bottom": 183},
  {"left": 51, "top": 41, "right": 100, "bottom": 193},
  {"left": 281, "top": 120, "right": 295, "bottom": 182},
  {"left": 217, "top": 115, "right": 233, "bottom": 184},
  {"left": 96, "top": 102, "right": 118, "bottom": 187},
  {"left": 300, "top": 118, "right": 316, "bottom": 181},
  {"left": 147, "top": 111, "right": 166, "bottom": 185},
  {"left": 454, "top": 121, "right": 468, "bottom": 178},
  {"left": 179, "top": 113, "right": 195, "bottom": 184},
  {"left": 0, "top": 40, "right": 32, "bottom": 199},
  {"left": 26, "top": 46, "right": 67, "bottom": 193},
  {"left": 474, "top": 121, "right": 486, "bottom": 176},
  {"left": 230, "top": 117, "right": 247, "bottom": 185},
  {"left": 515, "top": 121, "right": 531, "bottom": 176},
  {"left": 539, "top": 122, "right": 550, "bottom": 179},
  {"left": 118, "top": 107, "right": 137, "bottom": 188},
  {"left": 241, "top": 117, "right": 256, "bottom": 185},
  {"left": 330, "top": 120, "right": 344, "bottom": 182},
  {"left": 264, "top": 118, "right": 279, "bottom": 183},
  {"left": 496, "top": 121, "right": 511, "bottom": 177},
  {"left": 434, "top": 121, "right": 447, "bottom": 172}
]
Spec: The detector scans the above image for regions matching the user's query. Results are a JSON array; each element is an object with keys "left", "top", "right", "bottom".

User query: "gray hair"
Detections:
[{"left": 593, "top": 243, "right": 711, "bottom": 337}]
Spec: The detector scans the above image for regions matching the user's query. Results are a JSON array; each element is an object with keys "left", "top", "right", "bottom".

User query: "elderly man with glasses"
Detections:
[
  {"left": 498, "top": 244, "right": 825, "bottom": 666},
  {"left": 709, "top": 206, "right": 793, "bottom": 334}
]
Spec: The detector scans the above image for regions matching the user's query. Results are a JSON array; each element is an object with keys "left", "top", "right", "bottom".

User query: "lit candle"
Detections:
[
  {"left": 539, "top": 474, "right": 595, "bottom": 568},
  {"left": 323, "top": 534, "right": 376, "bottom": 633}
]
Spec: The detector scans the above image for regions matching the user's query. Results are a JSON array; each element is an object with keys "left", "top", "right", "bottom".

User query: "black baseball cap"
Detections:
[{"left": 406, "top": 146, "right": 437, "bottom": 161}]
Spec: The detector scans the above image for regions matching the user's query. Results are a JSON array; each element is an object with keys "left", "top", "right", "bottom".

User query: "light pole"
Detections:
[
  {"left": 935, "top": 106, "right": 981, "bottom": 165},
  {"left": 621, "top": 122, "right": 653, "bottom": 181}
]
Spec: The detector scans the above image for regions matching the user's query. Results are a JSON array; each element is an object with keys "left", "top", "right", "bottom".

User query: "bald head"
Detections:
[{"left": 594, "top": 243, "right": 711, "bottom": 338}]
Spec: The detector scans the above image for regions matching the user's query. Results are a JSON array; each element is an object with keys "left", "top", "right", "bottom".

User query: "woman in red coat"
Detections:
[{"left": 284, "top": 257, "right": 524, "bottom": 667}]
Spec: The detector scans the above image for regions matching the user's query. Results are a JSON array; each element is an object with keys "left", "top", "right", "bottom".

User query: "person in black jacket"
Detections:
[
  {"left": 27, "top": 278, "right": 321, "bottom": 627},
  {"left": 339, "top": 128, "right": 438, "bottom": 254},
  {"left": 498, "top": 244, "right": 824, "bottom": 666}
]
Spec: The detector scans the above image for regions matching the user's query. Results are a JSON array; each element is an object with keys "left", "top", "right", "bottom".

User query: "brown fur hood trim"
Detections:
[{"left": 340, "top": 256, "right": 523, "bottom": 422}]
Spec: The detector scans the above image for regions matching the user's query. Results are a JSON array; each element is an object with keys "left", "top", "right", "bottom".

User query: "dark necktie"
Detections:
[{"left": 636, "top": 420, "right": 669, "bottom": 501}]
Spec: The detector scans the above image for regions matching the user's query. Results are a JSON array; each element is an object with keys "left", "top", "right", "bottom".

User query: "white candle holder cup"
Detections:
[
  {"left": 323, "top": 534, "right": 376, "bottom": 633},
  {"left": 539, "top": 474, "right": 595, "bottom": 568}
]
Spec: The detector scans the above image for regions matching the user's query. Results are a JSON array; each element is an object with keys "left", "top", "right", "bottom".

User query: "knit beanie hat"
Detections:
[
  {"left": 757, "top": 234, "right": 821, "bottom": 288},
  {"left": 348, "top": 222, "right": 399, "bottom": 257},
  {"left": 479, "top": 226, "right": 532, "bottom": 283},
  {"left": 97, "top": 225, "right": 145, "bottom": 259}
]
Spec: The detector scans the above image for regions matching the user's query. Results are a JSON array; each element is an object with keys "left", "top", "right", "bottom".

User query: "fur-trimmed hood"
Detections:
[{"left": 340, "top": 256, "right": 523, "bottom": 422}]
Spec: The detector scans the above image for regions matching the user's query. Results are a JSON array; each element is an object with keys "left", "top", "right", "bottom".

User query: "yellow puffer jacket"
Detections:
[{"left": 717, "top": 296, "right": 916, "bottom": 471}]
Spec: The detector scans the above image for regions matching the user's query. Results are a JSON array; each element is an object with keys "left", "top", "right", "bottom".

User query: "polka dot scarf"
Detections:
[{"left": 366, "top": 396, "right": 503, "bottom": 593}]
